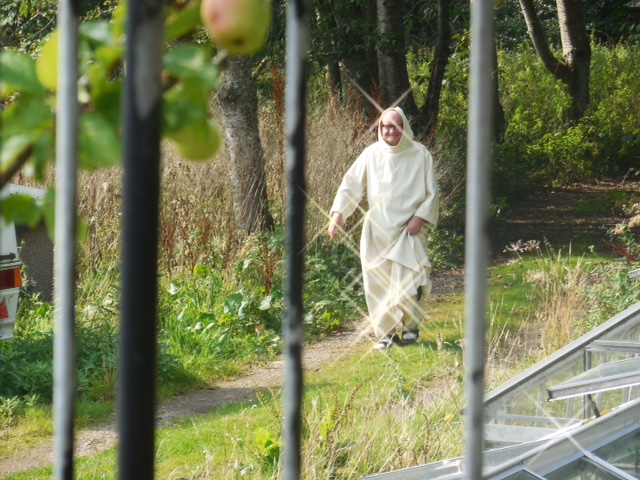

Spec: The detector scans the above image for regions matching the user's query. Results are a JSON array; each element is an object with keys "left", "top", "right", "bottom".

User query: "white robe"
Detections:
[{"left": 330, "top": 108, "right": 439, "bottom": 338}]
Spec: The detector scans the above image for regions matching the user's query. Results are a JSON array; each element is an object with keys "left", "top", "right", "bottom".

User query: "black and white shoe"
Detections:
[
  {"left": 401, "top": 329, "right": 419, "bottom": 344},
  {"left": 374, "top": 337, "right": 393, "bottom": 350},
  {"left": 374, "top": 333, "right": 400, "bottom": 350}
]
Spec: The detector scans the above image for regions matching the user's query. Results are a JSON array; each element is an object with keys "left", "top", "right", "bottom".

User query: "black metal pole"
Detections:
[
  {"left": 284, "top": 0, "right": 309, "bottom": 478},
  {"left": 118, "top": 1, "right": 164, "bottom": 478}
]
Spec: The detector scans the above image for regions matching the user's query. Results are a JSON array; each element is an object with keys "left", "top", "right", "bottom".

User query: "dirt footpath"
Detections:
[
  {"left": 0, "top": 272, "right": 466, "bottom": 477},
  {"left": 0, "top": 318, "right": 373, "bottom": 477}
]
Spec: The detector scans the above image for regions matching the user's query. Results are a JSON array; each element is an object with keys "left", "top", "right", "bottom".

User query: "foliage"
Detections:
[
  {"left": 1, "top": 0, "right": 218, "bottom": 228},
  {"left": 0, "top": 225, "right": 364, "bottom": 405},
  {"left": 0, "top": 0, "right": 58, "bottom": 53},
  {"left": 408, "top": 41, "right": 640, "bottom": 201},
  {"left": 491, "top": 44, "right": 640, "bottom": 197}
]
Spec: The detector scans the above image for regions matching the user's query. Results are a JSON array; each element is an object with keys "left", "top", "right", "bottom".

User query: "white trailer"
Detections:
[{"left": 0, "top": 184, "right": 22, "bottom": 340}]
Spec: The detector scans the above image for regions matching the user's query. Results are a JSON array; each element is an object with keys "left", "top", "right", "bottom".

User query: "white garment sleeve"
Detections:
[
  {"left": 413, "top": 149, "right": 439, "bottom": 229},
  {"left": 330, "top": 152, "right": 368, "bottom": 221}
]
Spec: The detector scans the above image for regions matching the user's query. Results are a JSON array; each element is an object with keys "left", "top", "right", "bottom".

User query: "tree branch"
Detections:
[
  {"left": 0, "top": 146, "right": 33, "bottom": 191},
  {"left": 518, "top": 0, "right": 571, "bottom": 84}
]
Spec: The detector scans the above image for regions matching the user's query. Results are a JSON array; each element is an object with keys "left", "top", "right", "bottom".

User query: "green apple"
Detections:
[
  {"left": 201, "top": 0, "right": 272, "bottom": 56},
  {"left": 36, "top": 31, "right": 58, "bottom": 91},
  {"left": 168, "top": 119, "right": 222, "bottom": 161}
]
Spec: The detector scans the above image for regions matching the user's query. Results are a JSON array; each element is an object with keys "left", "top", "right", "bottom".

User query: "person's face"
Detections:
[{"left": 380, "top": 111, "right": 403, "bottom": 146}]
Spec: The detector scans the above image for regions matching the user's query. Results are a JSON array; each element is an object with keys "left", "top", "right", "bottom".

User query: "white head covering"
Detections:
[{"left": 377, "top": 107, "right": 414, "bottom": 152}]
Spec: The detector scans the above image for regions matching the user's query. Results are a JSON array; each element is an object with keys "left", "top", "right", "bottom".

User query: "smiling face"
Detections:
[{"left": 380, "top": 110, "right": 403, "bottom": 146}]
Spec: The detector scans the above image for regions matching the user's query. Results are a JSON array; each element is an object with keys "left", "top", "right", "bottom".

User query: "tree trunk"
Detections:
[
  {"left": 376, "top": 0, "right": 418, "bottom": 115},
  {"left": 491, "top": 31, "right": 506, "bottom": 143},
  {"left": 316, "top": 1, "right": 343, "bottom": 101},
  {"left": 420, "top": 0, "right": 451, "bottom": 135},
  {"left": 217, "top": 56, "right": 274, "bottom": 235},
  {"left": 365, "top": 0, "right": 380, "bottom": 93},
  {"left": 518, "top": 0, "right": 590, "bottom": 120},
  {"left": 332, "top": 0, "right": 375, "bottom": 105},
  {"left": 556, "top": 0, "right": 591, "bottom": 119}
]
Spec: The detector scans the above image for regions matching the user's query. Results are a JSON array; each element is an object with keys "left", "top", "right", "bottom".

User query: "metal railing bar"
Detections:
[
  {"left": 284, "top": 0, "right": 309, "bottom": 478},
  {"left": 464, "top": 0, "right": 495, "bottom": 478},
  {"left": 53, "top": 1, "right": 79, "bottom": 478},
  {"left": 117, "top": 1, "right": 164, "bottom": 478}
]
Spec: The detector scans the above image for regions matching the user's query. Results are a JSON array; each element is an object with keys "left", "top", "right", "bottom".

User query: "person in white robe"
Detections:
[{"left": 328, "top": 107, "right": 439, "bottom": 349}]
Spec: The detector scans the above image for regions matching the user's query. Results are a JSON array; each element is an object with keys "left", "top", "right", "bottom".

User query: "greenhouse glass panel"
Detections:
[
  {"left": 594, "top": 429, "right": 640, "bottom": 479},
  {"left": 503, "top": 470, "right": 546, "bottom": 480},
  {"left": 548, "top": 357, "right": 640, "bottom": 401},
  {"left": 545, "top": 457, "right": 622, "bottom": 480},
  {"left": 483, "top": 302, "right": 640, "bottom": 448}
]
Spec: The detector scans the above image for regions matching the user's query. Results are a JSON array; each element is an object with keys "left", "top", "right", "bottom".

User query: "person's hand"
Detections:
[
  {"left": 328, "top": 212, "right": 344, "bottom": 240},
  {"left": 406, "top": 216, "right": 423, "bottom": 236}
]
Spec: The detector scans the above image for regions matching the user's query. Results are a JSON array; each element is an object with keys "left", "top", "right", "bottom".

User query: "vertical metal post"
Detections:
[
  {"left": 53, "top": 1, "right": 79, "bottom": 478},
  {"left": 117, "top": 1, "right": 163, "bottom": 478},
  {"left": 284, "top": 0, "right": 309, "bottom": 478},
  {"left": 464, "top": 0, "right": 495, "bottom": 479}
]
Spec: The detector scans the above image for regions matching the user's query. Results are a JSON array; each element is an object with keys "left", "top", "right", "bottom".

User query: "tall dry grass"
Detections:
[{"left": 71, "top": 100, "right": 377, "bottom": 281}]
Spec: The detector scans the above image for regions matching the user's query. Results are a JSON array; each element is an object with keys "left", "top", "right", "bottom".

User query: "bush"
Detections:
[{"left": 409, "top": 43, "right": 640, "bottom": 200}]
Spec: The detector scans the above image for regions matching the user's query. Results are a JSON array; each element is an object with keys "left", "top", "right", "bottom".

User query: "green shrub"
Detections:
[{"left": 409, "top": 43, "right": 640, "bottom": 199}]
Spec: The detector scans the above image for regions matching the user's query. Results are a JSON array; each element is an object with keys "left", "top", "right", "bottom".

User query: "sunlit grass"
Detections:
[
  {"left": 5, "top": 240, "right": 640, "bottom": 478},
  {"left": 9, "top": 342, "right": 465, "bottom": 480}
]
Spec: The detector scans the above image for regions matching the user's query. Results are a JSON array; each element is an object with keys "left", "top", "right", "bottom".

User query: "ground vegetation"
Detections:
[{"left": 1, "top": 0, "right": 640, "bottom": 477}]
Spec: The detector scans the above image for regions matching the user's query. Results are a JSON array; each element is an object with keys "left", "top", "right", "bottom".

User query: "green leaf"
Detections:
[
  {"left": 93, "top": 44, "right": 125, "bottom": 78},
  {"left": 0, "top": 96, "right": 55, "bottom": 177},
  {"left": 0, "top": 130, "right": 37, "bottom": 173},
  {"left": 78, "top": 113, "right": 122, "bottom": 170},
  {"left": 0, "top": 51, "right": 46, "bottom": 98},
  {"left": 0, "top": 194, "right": 41, "bottom": 228},
  {"left": 164, "top": 2, "right": 203, "bottom": 42},
  {"left": 41, "top": 189, "right": 56, "bottom": 241},
  {"left": 164, "top": 44, "right": 217, "bottom": 88},
  {"left": 80, "top": 21, "right": 114, "bottom": 46},
  {"left": 92, "top": 78, "right": 122, "bottom": 128},
  {"left": 163, "top": 80, "right": 209, "bottom": 134},
  {"left": 31, "top": 130, "right": 55, "bottom": 182},
  {"left": 110, "top": 1, "right": 127, "bottom": 41},
  {"left": 2, "top": 95, "right": 54, "bottom": 130}
]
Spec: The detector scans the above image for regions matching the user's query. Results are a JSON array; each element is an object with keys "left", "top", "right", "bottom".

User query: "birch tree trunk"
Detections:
[
  {"left": 557, "top": 0, "right": 591, "bottom": 119},
  {"left": 217, "top": 56, "right": 274, "bottom": 234},
  {"left": 518, "top": 0, "right": 591, "bottom": 120}
]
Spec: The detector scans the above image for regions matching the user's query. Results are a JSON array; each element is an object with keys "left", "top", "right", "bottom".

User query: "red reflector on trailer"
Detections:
[
  {"left": 0, "top": 299, "right": 8, "bottom": 319},
  {"left": 0, "top": 268, "right": 21, "bottom": 290}
]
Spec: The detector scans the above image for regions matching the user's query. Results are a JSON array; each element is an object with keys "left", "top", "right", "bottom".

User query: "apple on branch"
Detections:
[{"left": 201, "top": 0, "right": 272, "bottom": 56}]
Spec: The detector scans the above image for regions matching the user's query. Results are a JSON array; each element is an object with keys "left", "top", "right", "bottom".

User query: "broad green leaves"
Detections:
[
  {"left": 164, "top": 1, "right": 203, "bottom": 42},
  {"left": 0, "top": 85, "right": 54, "bottom": 182},
  {"left": 35, "top": 31, "right": 57, "bottom": 90},
  {"left": 164, "top": 43, "right": 218, "bottom": 88},
  {"left": 1, "top": 0, "right": 221, "bottom": 228},
  {"left": 79, "top": 113, "right": 123, "bottom": 170},
  {"left": 0, "top": 51, "right": 46, "bottom": 97}
]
